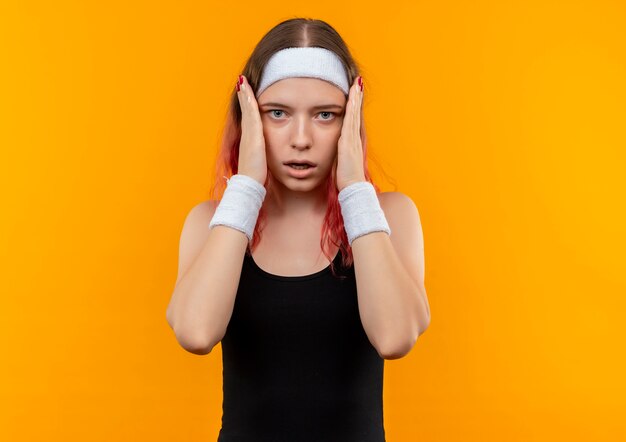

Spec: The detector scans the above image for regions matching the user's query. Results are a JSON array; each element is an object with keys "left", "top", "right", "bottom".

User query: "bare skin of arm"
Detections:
[
  {"left": 166, "top": 200, "right": 248, "bottom": 355},
  {"left": 167, "top": 75, "right": 267, "bottom": 355}
]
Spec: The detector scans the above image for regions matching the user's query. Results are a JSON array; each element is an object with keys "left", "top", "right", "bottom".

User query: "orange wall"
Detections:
[{"left": 1, "top": 1, "right": 625, "bottom": 440}]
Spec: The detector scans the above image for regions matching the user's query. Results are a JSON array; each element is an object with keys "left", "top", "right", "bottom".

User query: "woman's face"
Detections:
[{"left": 256, "top": 77, "right": 347, "bottom": 190}]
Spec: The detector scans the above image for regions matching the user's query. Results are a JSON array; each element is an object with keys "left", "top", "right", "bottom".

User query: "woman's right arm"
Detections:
[
  {"left": 167, "top": 75, "right": 266, "bottom": 355},
  {"left": 166, "top": 200, "right": 249, "bottom": 355}
]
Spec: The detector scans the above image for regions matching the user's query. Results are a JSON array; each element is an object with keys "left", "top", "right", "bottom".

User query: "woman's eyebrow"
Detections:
[{"left": 258, "top": 102, "right": 344, "bottom": 110}]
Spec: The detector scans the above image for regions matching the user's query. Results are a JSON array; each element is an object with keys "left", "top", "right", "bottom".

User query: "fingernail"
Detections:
[{"left": 358, "top": 76, "right": 363, "bottom": 91}]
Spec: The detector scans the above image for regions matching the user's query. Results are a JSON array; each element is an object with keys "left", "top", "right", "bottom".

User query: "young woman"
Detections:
[{"left": 167, "top": 18, "right": 431, "bottom": 442}]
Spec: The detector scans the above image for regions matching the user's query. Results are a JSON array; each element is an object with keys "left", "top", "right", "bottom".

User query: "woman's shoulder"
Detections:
[
  {"left": 190, "top": 199, "right": 219, "bottom": 219},
  {"left": 377, "top": 190, "right": 412, "bottom": 207},
  {"left": 180, "top": 199, "right": 221, "bottom": 234},
  {"left": 377, "top": 190, "right": 420, "bottom": 222}
]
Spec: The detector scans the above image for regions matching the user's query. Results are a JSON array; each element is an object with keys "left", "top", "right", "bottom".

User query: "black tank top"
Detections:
[{"left": 217, "top": 249, "right": 386, "bottom": 442}]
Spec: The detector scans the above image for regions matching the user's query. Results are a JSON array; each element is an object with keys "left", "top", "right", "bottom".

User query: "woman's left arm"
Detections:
[
  {"left": 335, "top": 77, "right": 430, "bottom": 359},
  {"left": 351, "top": 192, "right": 431, "bottom": 360}
]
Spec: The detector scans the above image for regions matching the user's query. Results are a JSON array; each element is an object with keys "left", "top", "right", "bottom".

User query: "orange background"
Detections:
[{"left": 1, "top": 1, "right": 625, "bottom": 440}]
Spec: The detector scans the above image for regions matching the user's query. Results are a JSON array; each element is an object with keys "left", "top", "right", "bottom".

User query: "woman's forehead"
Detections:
[{"left": 258, "top": 77, "right": 346, "bottom": 104}]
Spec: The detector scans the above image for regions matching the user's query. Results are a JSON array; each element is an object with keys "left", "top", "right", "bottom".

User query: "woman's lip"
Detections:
[{"left": 284, "top": 163, "right": 316, "bottom": 178}]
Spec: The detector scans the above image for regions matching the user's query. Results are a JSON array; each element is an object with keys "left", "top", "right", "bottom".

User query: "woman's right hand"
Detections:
[{"left": 235, "top": 75, "right": 267, "bottom": 186}]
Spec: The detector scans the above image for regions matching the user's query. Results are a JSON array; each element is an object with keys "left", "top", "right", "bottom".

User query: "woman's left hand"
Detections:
[{"left": 335, "top": 76, "right": 366, "bottom": 192}]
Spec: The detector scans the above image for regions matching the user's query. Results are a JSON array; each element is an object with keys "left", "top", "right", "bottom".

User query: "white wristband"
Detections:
[
  {"left": 338, "top": 181, "right": 391, "bottom": 246},
  {"left": 208, "top": 174, "right": 266, "bottom": 242}
]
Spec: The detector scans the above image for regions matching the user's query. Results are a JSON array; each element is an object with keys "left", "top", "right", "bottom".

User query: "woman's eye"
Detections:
[{"left": 267, "top": 110, "right": 335, "bottom": 120}]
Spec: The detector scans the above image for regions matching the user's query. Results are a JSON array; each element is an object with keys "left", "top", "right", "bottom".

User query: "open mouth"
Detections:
[{"left": 286, "top": 163, "right": 313, "bottom": 170}]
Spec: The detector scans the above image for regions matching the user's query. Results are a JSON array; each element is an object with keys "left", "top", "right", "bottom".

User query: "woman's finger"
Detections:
[
  {"left": 237, "top": 75, "right": 262, "bottom": 124},
  {"left": 341, "top": 80, "right": 356, "bottom": 138},
  {"left": 352, "top": 78, "right": 360, "bottom": 136}
]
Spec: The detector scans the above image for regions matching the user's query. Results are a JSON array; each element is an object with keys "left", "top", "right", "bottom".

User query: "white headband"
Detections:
[{"left": 255, "top": 47, "right": 350, "bottom": 98}]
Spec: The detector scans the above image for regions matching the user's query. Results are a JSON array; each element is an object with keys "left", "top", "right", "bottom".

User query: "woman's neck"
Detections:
[{"left": 263, "top": 185, "right": 328, "bottom": 220}]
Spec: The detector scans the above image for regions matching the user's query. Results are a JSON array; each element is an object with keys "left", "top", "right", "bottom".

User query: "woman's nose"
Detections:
[{"left": 290, "top": 116, "right": 312, "bottom": 148}]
